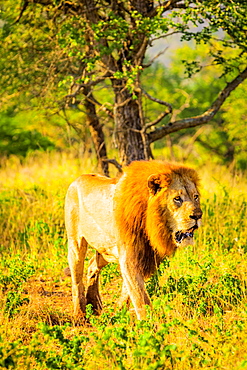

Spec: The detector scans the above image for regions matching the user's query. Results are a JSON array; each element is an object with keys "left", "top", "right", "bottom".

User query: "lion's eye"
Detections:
[
  {"left": 194, "top": 194, "right": 199, "bottom": 201},
  {"left": 174, "top": 196, "right": 182, "bottom": 203}
]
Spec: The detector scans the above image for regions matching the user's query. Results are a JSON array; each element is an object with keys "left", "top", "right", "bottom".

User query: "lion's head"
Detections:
[
  {"left": 114, "top": 161, "right": 202, "bottom": 277},
  {"left": 147, "top": 164, "right": 202, "bottom": 254}
]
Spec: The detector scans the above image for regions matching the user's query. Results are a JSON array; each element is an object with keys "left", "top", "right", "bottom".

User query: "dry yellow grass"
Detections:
[{"left": 0, "top": 152, "right": 247, "bottom": 369}]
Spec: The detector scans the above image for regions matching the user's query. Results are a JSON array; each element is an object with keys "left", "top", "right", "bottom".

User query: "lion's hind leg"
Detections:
[
  {"left": 68, "top": 236, "right": 88, "bottom": 318},
  {"left": 86, "top": 252, "right": 108, "bottom": 314}
]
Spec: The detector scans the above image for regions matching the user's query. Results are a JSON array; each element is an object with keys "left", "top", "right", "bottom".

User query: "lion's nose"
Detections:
[{"left": 190, "top": 211, "right": 202, "bottom": 220}]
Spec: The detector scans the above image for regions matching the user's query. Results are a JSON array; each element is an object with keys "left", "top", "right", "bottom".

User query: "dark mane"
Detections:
[{"left": 114, "top": 161, "right": 168, "bottom": 277}]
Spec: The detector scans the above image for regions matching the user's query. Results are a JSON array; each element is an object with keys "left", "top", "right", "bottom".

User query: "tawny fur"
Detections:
[{"left": 65, "top": 160, "right": 202, "bottom": 320}]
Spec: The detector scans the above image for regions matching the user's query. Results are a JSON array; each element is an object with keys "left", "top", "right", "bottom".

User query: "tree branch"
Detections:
[
  {"left": 143, "top": 47, "right": 169, "bottom": 68},
  {"left": 102, "top": 158, "right": 123, "bottom": 173},
  {"left": 135, "top": 37, "right": 149, "bottom": 66},
  {"left": 14, "top": 1, "right": 29, "bottom": 23},
  {"left": 170, "top": 89, "right": 191, "bottom": 121},
  {"left": 84, "top": 94, "right": 114, "bottom": 119},
  {"left": 141, "top": 89, "right": 172, "bottom": 130},
  {"left": 150, "top": 31, "right": 180, "bottom": 44},
  {"left": 65, "top": 73, "right": 112, "bottom": 99},
  {"left": 149, "top": 0, "right": 186, "bottom": 17},
  {"left": 15, "top": 0, "right": 84, "bottom": 22},
  {"left": 148, "top": 66, "right": 247, "bottom": 143},
  {"left": 142, "top": 89, "right": 173, "bottom": 112},
  {"left": 144, "top": 111, "right": 170, "bottom": 131}
]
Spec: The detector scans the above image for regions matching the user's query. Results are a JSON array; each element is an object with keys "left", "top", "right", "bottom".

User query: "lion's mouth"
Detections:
[{"left": 175, "top": 224, "right": 198, "bottom": 244}]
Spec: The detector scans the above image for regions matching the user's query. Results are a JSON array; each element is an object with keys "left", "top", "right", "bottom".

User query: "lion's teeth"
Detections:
[
  {"left": 175, "top": 229, "right": 194, "bottom": 243},
  {"left": 185, "top": 231, "right": 193, "bottom": 238}
]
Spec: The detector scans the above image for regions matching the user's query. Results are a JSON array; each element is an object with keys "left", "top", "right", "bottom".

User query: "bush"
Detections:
[{"left": 0, "top": 115, "right": 55, "bottom": 158}]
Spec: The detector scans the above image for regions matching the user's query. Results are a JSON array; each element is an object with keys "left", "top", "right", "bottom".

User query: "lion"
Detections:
[{"left": 65, "top": 160, "right": 202, "bottom": 320}]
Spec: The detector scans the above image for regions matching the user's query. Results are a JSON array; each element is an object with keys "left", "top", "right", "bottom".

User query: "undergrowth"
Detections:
[{"left": 0, "top": 153, "right": 247, "bottom": 369}]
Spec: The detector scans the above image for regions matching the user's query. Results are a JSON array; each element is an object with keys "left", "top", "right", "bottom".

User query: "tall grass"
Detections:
[{"left": 0, "top": 152, "right": 247, "bottom": 369}]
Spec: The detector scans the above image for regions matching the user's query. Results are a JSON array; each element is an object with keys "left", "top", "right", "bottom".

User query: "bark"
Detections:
[
  {"left": 83, "top": 86, "right": 109, "bottom": 176},
  {"left": 110, "top": 1, "right": 154, "bottom": 165},
  {"left": 131, "top": 0, "right": 154, "bottom": 15},
  {"left": 113, "top": 80, "right": 150, "bottom": 165}
]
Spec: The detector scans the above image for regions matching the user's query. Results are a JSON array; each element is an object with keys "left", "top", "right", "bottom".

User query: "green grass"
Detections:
[{"left": 0, "top": 152, "right": 247, "bottom": 369}]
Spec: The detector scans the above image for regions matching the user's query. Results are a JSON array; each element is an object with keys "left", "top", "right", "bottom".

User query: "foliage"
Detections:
[
  {"left": 162, "top": 258, "right": 246, "bottom": 316},
  {"left": 30, "top": 324, "right": 89, "bottom": 370},
  {"left": 101, "top": 263, "right": 121, "bottom": 287},
  {"left": 143, "top": 46, "right": 247, "bottom": 168},
  {"left": 0, "top": 113, "right": 55, "bottom": 158},
  {"left": 0, "top": 1, "right": 246, "bottom": 164},
  {"left": 0, "top": 153, "right": 247, "bottom": 369},
  {"left": 0, "top": 256, "right": 36, "bottom": 317},
  {"left": 0, "top": 256, "right": 35, "bottom": 291}
]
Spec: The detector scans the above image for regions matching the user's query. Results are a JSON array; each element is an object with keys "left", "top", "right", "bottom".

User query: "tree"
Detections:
[
  {"left": 0, "top": 0, "right": 247, "bottom": 172},
  {"left": 142, "top": 45, "right": 247, "bottom": 168}
]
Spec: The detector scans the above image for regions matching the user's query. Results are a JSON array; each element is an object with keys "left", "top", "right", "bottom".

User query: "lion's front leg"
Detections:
[
  {"left": 118, "top": 249, "right": 151, "bottom": 320},
  {"left": 68, "top": 237, "right": 88, "bottom": 318},
  {"left": 118, "top": 282, "right": 131, "bottom": 310}
]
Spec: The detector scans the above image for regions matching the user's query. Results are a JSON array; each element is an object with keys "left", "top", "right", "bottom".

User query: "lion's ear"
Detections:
[
  {"left": 148, "top": 174, "right": 162, "bottom": 195},
  {"left": 148, "top": 173, "right": 170, "bottom": 195}
]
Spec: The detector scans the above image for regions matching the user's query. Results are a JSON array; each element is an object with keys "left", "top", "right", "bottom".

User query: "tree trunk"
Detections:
[
  {"left": 113, "top": 80, "right": 150, "bottom": 165},
  {"left": 83, "top": 87, "right": 109, "bottom": 176}
]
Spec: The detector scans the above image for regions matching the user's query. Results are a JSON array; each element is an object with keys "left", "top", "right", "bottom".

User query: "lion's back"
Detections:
[{"left": 65, "top": 174, "right": 119, "bottom": 257}]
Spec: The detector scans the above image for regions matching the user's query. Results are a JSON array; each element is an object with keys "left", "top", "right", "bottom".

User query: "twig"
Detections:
[
  {"left": 143, "top": 48, "right": 169, "bottom": 68},
  {"left": 144, "top": 111, "right": 171, "bottom": 131},
  {"left": 102, "top": 159, "right": 123, "bottom": 173},
  {"left": 170, "top": 90, "right": 191, "bottom": 122},
  {"left": 148, "top": 0, "right": 185, "bottom": 17},
  {"left": 142, "top": 89, "right": 173, "bottom": 113}
]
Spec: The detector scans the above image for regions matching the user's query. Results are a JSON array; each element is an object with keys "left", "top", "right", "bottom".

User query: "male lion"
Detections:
[{"left": 65, "top": 160, "right": 202, "bottom": 320}]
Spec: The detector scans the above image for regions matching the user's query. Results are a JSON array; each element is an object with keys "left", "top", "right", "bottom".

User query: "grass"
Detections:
[{"left": 0, "top": 152, "right": 247, "bottom": 369}]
